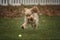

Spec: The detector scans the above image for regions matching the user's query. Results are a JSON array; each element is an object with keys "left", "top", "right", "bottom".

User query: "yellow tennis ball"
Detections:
[{"left": 18, "top": 34, "right": 22, "bottom": 37}]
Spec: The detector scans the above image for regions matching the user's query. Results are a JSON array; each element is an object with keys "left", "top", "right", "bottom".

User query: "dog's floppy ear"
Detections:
[{"left": 31, "top": 6, "right": 40, "bottom": 13}]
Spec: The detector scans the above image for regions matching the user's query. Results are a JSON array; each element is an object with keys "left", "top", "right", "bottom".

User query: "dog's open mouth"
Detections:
[
  {"left": 30, "top": 18, "right": 33, "bottom": 21},
  {"left": 28, "top": 18, "right": 34, "bottom": 23}
]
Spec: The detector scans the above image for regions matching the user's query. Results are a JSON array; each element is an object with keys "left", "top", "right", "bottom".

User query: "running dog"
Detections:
[{"left": 21, "top": 6, "right": 40, "bottom": 29}]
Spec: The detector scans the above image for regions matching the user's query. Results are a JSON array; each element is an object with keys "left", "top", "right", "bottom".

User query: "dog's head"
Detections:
[{"left": 22, "top": 6, "right": 40, "bottom": 19}]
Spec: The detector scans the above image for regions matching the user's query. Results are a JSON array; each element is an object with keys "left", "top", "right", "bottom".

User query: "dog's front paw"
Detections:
[
  {"left": 21, "top": 25, "right": 25, "bottom": 29},
  {"left": 21, "top": 26, "right": 24, "bottom": 29}
]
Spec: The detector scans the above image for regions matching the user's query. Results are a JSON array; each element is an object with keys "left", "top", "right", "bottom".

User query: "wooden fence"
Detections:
[{"left": 0, "top": 0, "right": 60, "bottom": 6}]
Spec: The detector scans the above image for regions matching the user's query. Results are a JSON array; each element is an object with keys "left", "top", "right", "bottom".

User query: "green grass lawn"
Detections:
[{"left": 0, "top": 15, "right": 60, "bottom": 40}]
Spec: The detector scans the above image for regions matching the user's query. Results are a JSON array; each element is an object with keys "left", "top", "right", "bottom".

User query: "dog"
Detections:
[{"left": 21, "top": 6, "right": 40, "bottom": 29}]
